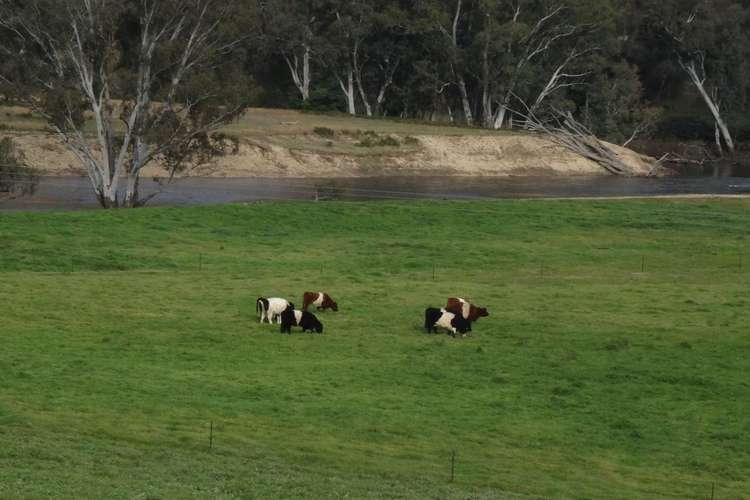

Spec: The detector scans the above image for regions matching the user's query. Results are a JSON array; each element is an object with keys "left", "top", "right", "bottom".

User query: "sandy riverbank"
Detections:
[{"left": 2, "top": 107, "right": 656, "bottom": 178}]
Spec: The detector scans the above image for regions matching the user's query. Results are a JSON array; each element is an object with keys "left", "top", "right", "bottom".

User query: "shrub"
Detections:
[
  {"left": 0, "top": 137, "right": 39, "bottom": 198},
  {"left": 356, "top": 134, "right": 400, "bottom": 148},
  {"left": 313, "top": 127, "right": 335, "bottom": 138}
]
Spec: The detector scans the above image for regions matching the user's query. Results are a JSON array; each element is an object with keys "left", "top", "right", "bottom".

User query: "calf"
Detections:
[
  {"left": 257, "top": 297, "right": 294, "bottom": 324},
  {"left": 302, "top": 291, "right": 338, "bottom": 312},
  {"left": 445, "top": 297, "right": 489, "bottom": 331},
  {"left": 280, "top": 306, "right": 324, "bottom": 334},
  {"left": 424, "top": 307, "right": 471, "bottom": 337}
]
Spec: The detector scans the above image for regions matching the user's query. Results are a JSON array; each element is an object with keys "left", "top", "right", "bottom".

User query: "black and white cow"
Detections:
[
  {"left": 280, "top": 306, "right": 324, "bottom": 334},
  {"left": 257, "top": 297, "right": 294, "bottom": 324},
  {"left": 424, "top": 307, "right": 471, "bottom": 337}
]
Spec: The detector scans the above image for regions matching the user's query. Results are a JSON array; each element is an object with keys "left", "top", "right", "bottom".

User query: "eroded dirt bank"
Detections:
[{"left": 5, "top": 130, "right": 656, "bottom": 178}]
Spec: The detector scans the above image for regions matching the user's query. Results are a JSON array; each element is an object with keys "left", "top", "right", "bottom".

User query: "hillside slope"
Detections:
[{"left": 2, "top": 107, "right": 656, "bottom": 177}]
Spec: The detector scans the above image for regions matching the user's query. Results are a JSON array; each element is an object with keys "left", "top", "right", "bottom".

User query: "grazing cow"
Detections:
[
  {"left": 257, "top": 297, "right": 294, "bottom": 324},
  {"left": 445, "top": 297, "right": 489, "bottom": 331},
  {"left": 424, "top": 307, "right": 471, "bottom": 337},
  {"left": 302, "top": 291, "right": 338, "bottom": 312},
  {"left": 280, "top": 306, "right": 324, "bottom": 334}
]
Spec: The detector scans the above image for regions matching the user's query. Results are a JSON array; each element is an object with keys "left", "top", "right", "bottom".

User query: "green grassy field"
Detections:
[{"left": 1, "top": 199, "right": 749, "bottom": 499}]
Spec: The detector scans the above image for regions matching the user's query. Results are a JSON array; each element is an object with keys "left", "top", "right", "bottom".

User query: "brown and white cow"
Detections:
[
  {"left": 445, "top": 297, "right": 488, "bottom": 331},
  {"left": 302, "top": 292, "right": 338, "bottom": 312}
]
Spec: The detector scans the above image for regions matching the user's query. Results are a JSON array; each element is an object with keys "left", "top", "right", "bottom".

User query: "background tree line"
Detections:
[
  {"left": 1, "top": 0, "right": 749, "bottom": 205},
  {"left": 248, "top": 0, "right": 750, "bottom": 150},
  {"left": 3, "top": 0, "right": 749, "bottom": 146}
]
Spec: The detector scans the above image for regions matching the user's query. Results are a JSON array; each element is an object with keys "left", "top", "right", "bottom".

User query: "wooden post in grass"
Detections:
[
  {"left": 450, "top": 450, "right": 456, "bottom": 482},
  {"left": 209, "top": 421, "right": 213, "bottom": 450}
]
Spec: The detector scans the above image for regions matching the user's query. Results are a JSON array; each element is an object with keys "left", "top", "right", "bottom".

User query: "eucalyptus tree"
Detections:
[
  {"left": 319, "top": 0, "right": 373, "bottom": 115},
  {"left": 429, "top": 0, "right": 475, "bottom": 125},
  {"left": 0, "top": 0, "right": 250, "bottom": 208},
  {"left": 651, "top": 0, "right": 750, "bottom": 153},
  {"left": 256, "top": 0, "right": 329, "bottom": 104},
  {"left": 351, "top": 1, "right": 412, "bottom": 117}
]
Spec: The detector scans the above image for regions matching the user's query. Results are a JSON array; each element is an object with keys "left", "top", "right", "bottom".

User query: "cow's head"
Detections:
[
  {"left": 476, "top": 307, "right": 489, "bottom": 318},
  {"left": 322, "top": 294, "right": 338, "bottom": 311},
  {"left": 313, "top": 319, "right": 324, "bottom": 333},
  {"left": 453, "top": 315, "right": 471, "bottom": 334}
]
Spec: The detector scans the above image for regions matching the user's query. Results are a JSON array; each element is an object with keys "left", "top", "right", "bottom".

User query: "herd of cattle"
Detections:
[{"left": 256, "top": 292, "right": 489, "bottom": 337}]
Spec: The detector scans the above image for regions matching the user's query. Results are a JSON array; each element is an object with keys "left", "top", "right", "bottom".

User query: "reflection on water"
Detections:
[
  {"left": 2, "top": 174, "right": 750, "bottom": 210},
  {"left": 674, "top": 160, "right": 750, "bottom": 178}
]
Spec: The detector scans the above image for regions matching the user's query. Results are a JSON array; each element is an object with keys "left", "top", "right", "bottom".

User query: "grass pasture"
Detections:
[{"left": 1, "top": 199, "right": 749, "bottom": 499}]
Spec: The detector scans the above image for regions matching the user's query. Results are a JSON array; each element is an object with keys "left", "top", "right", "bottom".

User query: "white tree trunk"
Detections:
[
  {"left": 493, "top": 104, "right": 508, "bottom": 130},
  {"left": 442, "top": 0, "right": 473, "bottom": 126},
  {"left": 283, "top": 44, "right": 311, "bottom": 102},
  {"left": 525, "top": 49, "right": 590, "bottom": 128},
  {"left": 682, "top": 59, "right": 735, "bottom": 153},
  {"left": 337, "top": 69, "right": 356, "bottom": 115},
  {"left": 353, "top": 41, "right": 373, "bottom": 117},
  {"left": 457, "top": 76, "right": 473, "bottom": 126},
  {"left": 374, "top": 59, "right": 399, "bottom": 116}
]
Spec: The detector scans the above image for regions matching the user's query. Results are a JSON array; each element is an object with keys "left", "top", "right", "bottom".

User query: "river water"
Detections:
[{"left": 2, "top": 173, "right": 750, "bottom": 210}]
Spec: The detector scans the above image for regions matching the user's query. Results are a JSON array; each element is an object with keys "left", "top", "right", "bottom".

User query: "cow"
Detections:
[
  {"left": 302, "top": 291, "right": 338, "bottom": 312},
  {"left": 256, "top": 297, "right": 294, "bottom": 324},
  {"left": 280, "top": 305, "right": 324, "bottom": 334},
  {"left": 445, "top": 297, "right": 489, "bottom": 331},
  {"left": 424, "top": 307, "right": 471, "bottom": 337}
]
